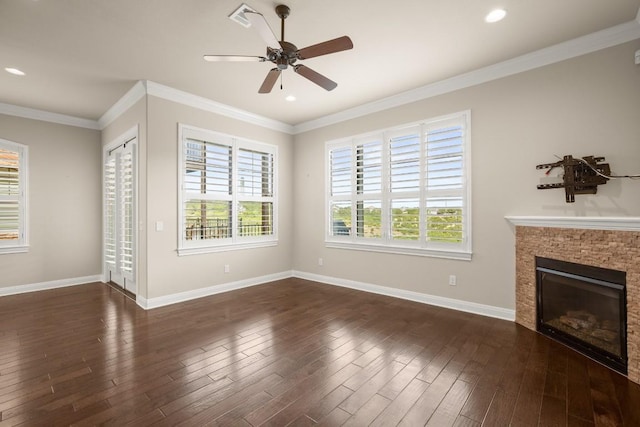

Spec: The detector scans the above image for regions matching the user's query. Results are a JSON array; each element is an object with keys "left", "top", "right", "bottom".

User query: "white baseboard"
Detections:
[
  {"left": 0, "top": 275, "right": 104, "bottom": 297},
  {"left": 136, "top": 270, "right": 294, "bottom": 310},
  {"left": 0, "top": 270, "right": 515, "bottom": 322},
  {"left": 292, "top": 270, "right": 515, "bottom": 322}
]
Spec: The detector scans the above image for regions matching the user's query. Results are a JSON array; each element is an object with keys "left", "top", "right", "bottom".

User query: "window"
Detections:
[
  {"left": 326, "top": 111, "right": 471, "bottom": 260},
  {"left": 0, "top": 138, "right": 28, "bottom": 254},
  {"left": 178, "top": 125, "right": 277, "bottom": 255}
]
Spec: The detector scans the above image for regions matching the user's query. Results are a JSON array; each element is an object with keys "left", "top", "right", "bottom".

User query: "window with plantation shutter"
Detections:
[
  {"left": 326, "top": 111, "right": 471, "bottom": 260},
  {"left": 178, "top": 124, "right": 277, "bottom": 255},
  {"left": 0, "top": 138, "right": 28, "bottom": 254}
]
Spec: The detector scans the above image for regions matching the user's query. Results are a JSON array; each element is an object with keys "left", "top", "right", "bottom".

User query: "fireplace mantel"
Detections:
[{"left": 505, "top": 216, "right": 640, "bottom": 231}]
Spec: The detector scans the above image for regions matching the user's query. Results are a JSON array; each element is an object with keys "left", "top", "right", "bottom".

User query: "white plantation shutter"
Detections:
[
  {"left": 424, "top": 121, "right": 465, "bottom": 245},
  {"left": 326, "top": 111, "right": 470, "bottom": 259},
  {"left": 179, "top": 125, "right": 278, "bottom": 254},
  {"left": 183, "top": 138, "right": 233, "bottom": 241},
  {"left": 389, "top": 128, "right": 421, "bottom": 242},
  {"left": 120, "top": 148, "right": 135, "bottom": 275},
  {"left": 355, "top": 140, "right": 382, "bottom": 238},
  {"left": 0, "top": 140, "right": 28, "bottom": 253},
  {"left": 330, "top": 146, "right": 351, "bottom": 197},
  {"left": 237, "top": 148, "right": 274, "bottom": 236},
  {"left": 104, "top": 156, "right": 117, "bottom": 267},
  {"left": 329, "top": 146, "right": 353, "bottom": 236}
]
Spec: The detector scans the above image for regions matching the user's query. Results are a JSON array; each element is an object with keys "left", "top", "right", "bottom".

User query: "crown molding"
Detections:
[
  {"left": 0, "top": 102, "right": 100, "bottom": 130},
  {"left": 293, "top": 19, "right": 640, "bottom": 134},
  {"left": 98, "top": 80, "right": 146, "bottom": 130},
  {"left": 144, "top": 81, "right": 295, "bottom": 134},
  {"left": 505, "top": 216, "right": 640, "bottom": 232}
]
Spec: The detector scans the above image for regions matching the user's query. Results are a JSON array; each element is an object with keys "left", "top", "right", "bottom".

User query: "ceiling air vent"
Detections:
[{"left": 229, "top": 3, "right": 258, "bottom": 28}]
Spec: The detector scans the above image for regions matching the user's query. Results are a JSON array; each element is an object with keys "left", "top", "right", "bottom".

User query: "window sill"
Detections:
[
  {"left": 325, "top": 240, "right": 472, "bottom": 261},
  {"left": 0, "top": 244, "right": 29, "bottom": 255},
  {"left": 178, "top": 240, "right": 277, "bottom": 256}
]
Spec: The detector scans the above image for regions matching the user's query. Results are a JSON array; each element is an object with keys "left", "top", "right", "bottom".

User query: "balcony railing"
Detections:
[{"left": 185, "top": 219, "right": 270, "bottom": 240}]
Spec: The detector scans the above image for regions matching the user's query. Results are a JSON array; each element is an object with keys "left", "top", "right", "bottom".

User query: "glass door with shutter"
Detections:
[{"left": 104, "top": 138, "right": 136, "bottom": 295}]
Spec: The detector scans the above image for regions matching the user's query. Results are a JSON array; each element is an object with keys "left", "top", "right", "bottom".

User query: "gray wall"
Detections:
[
  {"left": 291, "top": 40, "right": 640, "bottom": 311},
  {"left": 0, "top": 114, "right": 102, "bottom": 288}
]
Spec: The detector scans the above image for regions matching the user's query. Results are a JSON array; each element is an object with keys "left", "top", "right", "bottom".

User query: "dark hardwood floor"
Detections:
[{"left": 1, "top": 278, "right": 639, "bottom": 426}]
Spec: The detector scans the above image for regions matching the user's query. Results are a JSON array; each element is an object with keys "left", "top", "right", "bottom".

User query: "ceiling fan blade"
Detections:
[
  {"left": 259, "top": 68, "right": 281, "bottom": 93},
  {"left": 245, "top": 11, "right": 281, "bottom": 51},
  {"left": 203, "top": 55, "right": 267, "bottom": 62},
  {"left": 297, "top": 36, "right": 353, "bottom": 60},
  {"left": 294, "top": 65, "right": 337, "bottom": 91}
]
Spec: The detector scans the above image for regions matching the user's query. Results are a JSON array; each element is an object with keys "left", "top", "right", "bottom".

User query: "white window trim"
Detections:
[
  {"left": 325, "top": 111, "right": 472, "bottom": 261},
  {"left": 0, "top": 138, "right": 28, "bottom": 254},
  {"left": 177, "top": 124, "right": 278, "bottom": 256}
]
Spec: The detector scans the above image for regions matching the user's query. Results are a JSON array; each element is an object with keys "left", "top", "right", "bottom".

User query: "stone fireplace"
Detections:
[{"left": 507, "top": 216, "right": 640, "bottom": 385}]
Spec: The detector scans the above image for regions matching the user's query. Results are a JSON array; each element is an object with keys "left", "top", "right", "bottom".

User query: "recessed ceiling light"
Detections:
[
  {"left": 5, "top": 67, "right": 26, "bottom": 76},
  {"left": 285, "top": 95, "right": 296, "bottom": 102},
  {"left": 485, "top": 9, "right": 507, "bottom": 23}
]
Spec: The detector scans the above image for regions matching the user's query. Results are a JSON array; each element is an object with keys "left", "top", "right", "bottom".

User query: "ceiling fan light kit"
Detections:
[{"left": 206, "top": 4, "right": 353, "bottom": 93}]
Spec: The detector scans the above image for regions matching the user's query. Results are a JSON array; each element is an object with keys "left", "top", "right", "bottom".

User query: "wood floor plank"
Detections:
[
  {"left": 0, "top": 279, "right": 638, "bottom": 426},
  {"left": 342, "top": 394, "right": 391, "bottom": 427},
  {"left": 539, "top": 394, "right": 567, "bottom": 427},
  {"left": 424, "top": 378, "right": 475, "bottom": 426},
  {"left": 338, "top": 360, "right": 405, "bottom": 415},
  {"left": 370, "top": 378, "right": 430, "bottom": 426}
]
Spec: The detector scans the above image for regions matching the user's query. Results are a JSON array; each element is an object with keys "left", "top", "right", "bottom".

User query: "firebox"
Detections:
[{"left": 536, "top": 256, "right": 627, "bottom": 375}]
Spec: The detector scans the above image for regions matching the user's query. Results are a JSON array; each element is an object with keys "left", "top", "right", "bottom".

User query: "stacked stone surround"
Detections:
[{"left": 514, "top": 225, "right": 640, "bottom": 385}]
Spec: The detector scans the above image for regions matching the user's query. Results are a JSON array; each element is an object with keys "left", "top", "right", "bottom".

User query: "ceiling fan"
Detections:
[{"left": 204, "top": 4, "right": 353, "bottom": 93}]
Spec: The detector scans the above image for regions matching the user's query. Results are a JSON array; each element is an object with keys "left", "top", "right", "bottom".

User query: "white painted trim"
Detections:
[
  {"left": 146, "top": 81, "right": 294, "bottom": 134},
  {"left": 0, "top": 102, "right": 100, "bottom": 130},
  {"left": 136, "top": 271, "right": 292, "bottom": 310},
  {"left": 0, "top": 275, "right": 103, "bottom": 297},
  {"left": 505, "top": 216, "right": 640, "bottom": 231},
  {"left": 325, "top": 242, "right": 472, "bottom": 261},
  {"left": 177, "top": 241, "right": 278, "bottom": 256},
  {"left": 292, "top": 270, "right": 515, "bottom": 321},
  {"left": 0, "top": 245, "right": 29, "bottom": 255},
  {"left": 98, "top": 81, "right": 146, "bottom": 129},
  {"left": 293, "top": 19, "right": 640, "bottom": 134}
]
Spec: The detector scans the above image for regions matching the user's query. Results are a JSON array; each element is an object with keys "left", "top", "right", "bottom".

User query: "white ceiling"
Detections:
[{"left": 1, "top": 0, "right": 639, "bottom": 126}]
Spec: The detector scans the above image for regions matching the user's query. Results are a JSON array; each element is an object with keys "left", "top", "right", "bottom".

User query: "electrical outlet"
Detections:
[
  {"left": 224, "top": 264, "right": 230, "bottom": 273},
  {"left": 449, "top": 275, "right": 457, "bottom": 286},
  {"left": 318, "top": 258, "right": 323, "bottom": 266}
]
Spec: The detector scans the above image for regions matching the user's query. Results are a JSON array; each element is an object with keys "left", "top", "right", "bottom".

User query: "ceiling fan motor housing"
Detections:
[{"left": 268, "top": 41, "right": 298, "bottom": 70}]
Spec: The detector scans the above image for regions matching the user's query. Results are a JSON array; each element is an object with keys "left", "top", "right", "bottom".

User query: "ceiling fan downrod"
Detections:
[{"left": 275, "top": 4, "right": 290, "bottom": 42}]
